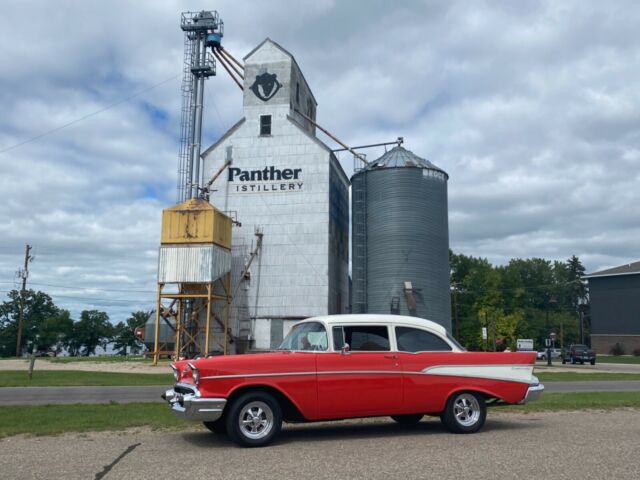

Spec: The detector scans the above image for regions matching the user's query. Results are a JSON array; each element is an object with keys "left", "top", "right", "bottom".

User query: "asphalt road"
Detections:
[
  {"left": 2, "top": 381, "right": 640, "bottom": 406},
  {"left": 1, "top": 410, "right": 639, "bottom": 480},
  {"left": 0, "top": 386, "right": 165, "bottom": 405}
]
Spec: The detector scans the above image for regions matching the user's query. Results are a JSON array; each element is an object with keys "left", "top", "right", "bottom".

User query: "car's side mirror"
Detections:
[{"left": 341, "top": 343, "right": 350, "bottom": 355}]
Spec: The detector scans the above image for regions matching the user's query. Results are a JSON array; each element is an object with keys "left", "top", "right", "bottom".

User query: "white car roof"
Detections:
[{"left": 299, "top": 314, "right": 448, "bottom": 335}]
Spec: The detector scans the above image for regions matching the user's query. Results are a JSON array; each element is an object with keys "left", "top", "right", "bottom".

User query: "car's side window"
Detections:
[
  {"left": 395, "top": 327, "right": 452, "bottom": 352},
  {"left": 342, "top": 325, "right": 390, "bottom": 351},
  {"left": 333, "top": 326, "right": 345, "bottom": 350}
]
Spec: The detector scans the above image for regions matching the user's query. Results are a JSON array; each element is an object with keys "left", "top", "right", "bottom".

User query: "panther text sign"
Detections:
[{"left": 228, "top": 166, "right": 304, "bottom": 193}]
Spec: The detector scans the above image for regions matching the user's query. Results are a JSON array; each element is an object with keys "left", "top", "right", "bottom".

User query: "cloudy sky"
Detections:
[{"left": 1, "top": 0, "right": 638, "bottom": 322}]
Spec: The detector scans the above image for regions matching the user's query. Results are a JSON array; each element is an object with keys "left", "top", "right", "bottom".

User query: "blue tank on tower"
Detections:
[{"left": 351, "top": 146, "right": 451, "bottom": 330}]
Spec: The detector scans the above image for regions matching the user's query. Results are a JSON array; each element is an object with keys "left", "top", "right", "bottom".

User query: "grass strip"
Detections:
[
  {"left": 596, "top": 356, "right": 640, "bottom": 365},
  {"left": 1, "top": 392, "right": 639, "bottom": 439},
  {"left": 48, "top": 355, "right": 166, "bottom": 364},
  {"left": 0, "top": 370, "right": 172, "bottom": 387},
  {"left": 536, "top": 372, "right": 640, "bottom": 382},
  {"left": 0, "top": 402, "right": 184, "bottom": 438},
  {"left": 512, "top": 391, "right": 640, "bottom": 412}
]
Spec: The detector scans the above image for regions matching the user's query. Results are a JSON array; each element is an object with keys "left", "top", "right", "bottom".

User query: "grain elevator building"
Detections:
[{"left": 202, "top": 39, "right": 349, "bottom": 351}]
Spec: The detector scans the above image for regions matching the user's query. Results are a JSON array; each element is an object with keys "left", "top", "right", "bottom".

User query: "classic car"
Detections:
[{"left": 163, "top": 314, "right": 543, "bottom": 447}]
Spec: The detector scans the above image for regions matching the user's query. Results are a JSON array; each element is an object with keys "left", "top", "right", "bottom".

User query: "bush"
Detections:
[
  {"left": 633, "top": 348, "right": 640, "bottom": 357},
  {"left": 610, "top": 342, "right": 625, "bottom": 356}
]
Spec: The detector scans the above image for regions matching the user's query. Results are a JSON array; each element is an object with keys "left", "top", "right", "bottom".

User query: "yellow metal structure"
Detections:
[
  {"left": 153, "top": 198, "right": 233, "bottom": 364},
  {"left": 161, "top": 197, "right": 232, "bottom": 249}
]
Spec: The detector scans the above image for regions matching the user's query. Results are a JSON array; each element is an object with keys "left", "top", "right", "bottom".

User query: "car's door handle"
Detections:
[{"left": 384, "top": 355, "right": 398, "bottom": 360}]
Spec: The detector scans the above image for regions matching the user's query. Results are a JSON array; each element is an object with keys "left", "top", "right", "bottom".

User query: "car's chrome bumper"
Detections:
[
  {"left": 163, "top": 383, "right": 226, "bottom": 421},
  {"left": 519, "top": 376, "right": 544, "bottom": 404}
]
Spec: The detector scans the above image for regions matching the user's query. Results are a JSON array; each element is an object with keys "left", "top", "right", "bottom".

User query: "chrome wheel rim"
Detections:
[
  {"left": 453, "top": 394, "right": 481, "bottom": 427},
  {"left": 238, "top": 401, "right": 274, "bottom": 440}
]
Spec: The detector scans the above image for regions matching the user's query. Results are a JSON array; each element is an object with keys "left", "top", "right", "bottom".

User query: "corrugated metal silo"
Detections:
[{"left": 351, "top": 146, "right": 451, "bottom": 330}]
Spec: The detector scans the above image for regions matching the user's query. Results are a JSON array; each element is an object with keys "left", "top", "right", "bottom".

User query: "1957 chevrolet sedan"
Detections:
[{"left": 163, "top": 314, "right": 543, "bottom": 447}]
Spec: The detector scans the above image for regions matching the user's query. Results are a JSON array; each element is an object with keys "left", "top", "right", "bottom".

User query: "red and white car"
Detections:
[{"left": 163, "top": 314, "right": 543, "bottom": 447}]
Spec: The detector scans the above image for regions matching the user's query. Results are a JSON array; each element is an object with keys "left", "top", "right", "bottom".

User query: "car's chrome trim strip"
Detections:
[
  {"left": 202, "top": 371, "right": 401, "bottom": 380},
  {"left": 202, "top": 364, "right": 535, "bottom": 382}
]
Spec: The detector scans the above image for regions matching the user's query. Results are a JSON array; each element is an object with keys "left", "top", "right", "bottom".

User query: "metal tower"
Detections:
[{"left": 177, "top": 11, "right": 223, "bottom": 202}]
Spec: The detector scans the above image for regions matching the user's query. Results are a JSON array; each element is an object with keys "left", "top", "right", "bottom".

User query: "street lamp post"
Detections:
[{"left": 547, "top": 332, "right": 556, "bottom": 366}]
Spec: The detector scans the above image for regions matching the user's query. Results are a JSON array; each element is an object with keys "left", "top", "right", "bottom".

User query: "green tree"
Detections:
[
  {"left": 0, "top": 290, "right": 60, "bottom": 356},
  {"left": 112, "top": 310, "right": 151, "bottom": 355},
  {"left": 38, "top": 310, "right": 73, "bottom": 353},
  {"left": 450, "top": 252, "right": 589, "bottom": 351},
  {"left": 67, "top": 310, "right": 113, "bottom": 356}
]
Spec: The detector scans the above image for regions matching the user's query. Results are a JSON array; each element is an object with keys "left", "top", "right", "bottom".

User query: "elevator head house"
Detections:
[{"left": 202, "top": 39, "right": 350, "bottom": 352}]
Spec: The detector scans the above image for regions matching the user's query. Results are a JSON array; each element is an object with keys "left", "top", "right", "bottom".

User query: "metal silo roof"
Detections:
[{"left": 364, "top": 146, "right": 448, "bottom": 178}]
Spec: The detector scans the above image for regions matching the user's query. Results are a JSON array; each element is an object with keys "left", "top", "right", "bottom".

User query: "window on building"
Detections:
[
  {"left": 395, "top": 327, "right": 452, "bottom": 352},
  {"left": 260, "top": 115, "right": 271, "bottom": 136},
  {"left": 296, "top": 82, "right": 300, "bottom": 104}
]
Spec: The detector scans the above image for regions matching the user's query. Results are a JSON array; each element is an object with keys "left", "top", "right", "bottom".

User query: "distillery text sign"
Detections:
[{"left": 228, "top": 166, "right": 303, "bottom": 193}]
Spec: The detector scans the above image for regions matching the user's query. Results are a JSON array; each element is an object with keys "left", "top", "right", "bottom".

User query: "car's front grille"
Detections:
[{"left": 175, "top": 384, "right": 197, "bottom": 395}]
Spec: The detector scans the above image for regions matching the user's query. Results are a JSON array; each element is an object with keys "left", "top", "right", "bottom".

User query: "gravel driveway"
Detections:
[{"left": 1, "top": 410, "right": 638, "bottom": 480}]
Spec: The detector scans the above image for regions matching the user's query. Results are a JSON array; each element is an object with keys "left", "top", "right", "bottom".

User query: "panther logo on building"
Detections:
[{"left": 250, "top": 72, "right": 282, "bottom": 101}]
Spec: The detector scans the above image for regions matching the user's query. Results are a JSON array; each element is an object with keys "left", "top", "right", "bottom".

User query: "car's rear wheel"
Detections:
[
  {"left": 225, "top": 392, "right": 282, "bottom": 447},
  {"left": 590, "top": 359, "right": 596, "bottom": 365},
  {"left": 391, "top": 414, "right": 423, "bottom": 425},
  {"left": 203, "top": 418, "right": 226, "bottom": 434},
  {"left": 441, "top": 391, "right": 486, "bottom": 434}
]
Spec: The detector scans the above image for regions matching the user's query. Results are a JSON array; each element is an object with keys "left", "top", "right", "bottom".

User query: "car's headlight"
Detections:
[
  {"left": 188, "top": 362, "right": 200, "bottom": 385},
  {"left": 170, "top": 364, "right": 179, "bottom": 382}
]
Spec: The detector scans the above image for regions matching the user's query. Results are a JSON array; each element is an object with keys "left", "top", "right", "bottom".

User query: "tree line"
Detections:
[
  {"left": 450, "top": 252, "right": 588, "bottom": 351},
  {"left": 0, "top": 252, "right": 589, "bottom": 356},
  {"left": 0, "top": 289, "right": 151, "bottom": 357}
]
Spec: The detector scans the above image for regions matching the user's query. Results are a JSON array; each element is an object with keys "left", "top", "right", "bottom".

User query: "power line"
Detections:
[
  {"left": 0, "top": 74, "right": 180, "bottom": 155},
  {"left": 0, "top": 281, "right": 156, "bottom": 294},
  {"left": 0, "top": 290, "right": 153, "bottom": 304}
]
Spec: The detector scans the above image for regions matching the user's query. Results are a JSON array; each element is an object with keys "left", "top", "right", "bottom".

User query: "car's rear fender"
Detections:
[{"left": 441, "top": 380, "right": 530, "bottom": 409}]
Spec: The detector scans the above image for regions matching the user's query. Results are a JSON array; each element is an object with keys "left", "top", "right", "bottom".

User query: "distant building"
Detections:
[{"left": 584, "top": 261, "right": 640, "bottom": 354}]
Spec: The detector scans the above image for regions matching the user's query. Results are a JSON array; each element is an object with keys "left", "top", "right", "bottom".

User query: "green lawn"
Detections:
[
  {"left": 596, "top": 355, "right": 640, "bottom": 365},
  {"left": 0, "top": 392, "right": 638, "bottom": 438},
  {"left": 537, "top": 372, "right": 640, "bottom": 382},
  {"left": 511, "top": 391, "right": 640, "bottom": 412},
  {"left": 49, "top": 355, "right": 167, "bottom": 364},
  {"left": 0, "top": 370, "right": 172, "bottom": 387},
  {"left": 0, "top": 402, "right": 184, "bottom": 438}
]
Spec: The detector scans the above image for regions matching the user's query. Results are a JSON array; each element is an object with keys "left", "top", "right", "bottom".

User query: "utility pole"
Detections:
[{"left": 15, "top": 244, "right": 33, "bottom": 357}]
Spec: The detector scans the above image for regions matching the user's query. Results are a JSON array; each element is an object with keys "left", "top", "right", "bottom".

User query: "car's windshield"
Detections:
[
  {"left": 278, "top": 322, "right": 328, "bottom": 351},
  {"left": 446, "top": 332, "right": 466, "bottom": 351}
]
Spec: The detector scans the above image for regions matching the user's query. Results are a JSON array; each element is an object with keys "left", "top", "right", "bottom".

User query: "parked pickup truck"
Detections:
[{"left": 561, "top": 344, "right": 596, "bottom": 365}]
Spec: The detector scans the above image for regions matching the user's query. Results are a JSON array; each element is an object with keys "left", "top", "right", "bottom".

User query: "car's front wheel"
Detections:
[
  {"left": 203, "top": 418, "right": 226, "bottom": 434},
  {"left": 441, "top": 391, "right": 486, "bottom": 434},
  {"left": 391, "top": 414, "right": 424, "bottom": 425},
  {"left": 225, "top": 391, "right": 282, "bottom": 447}
]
